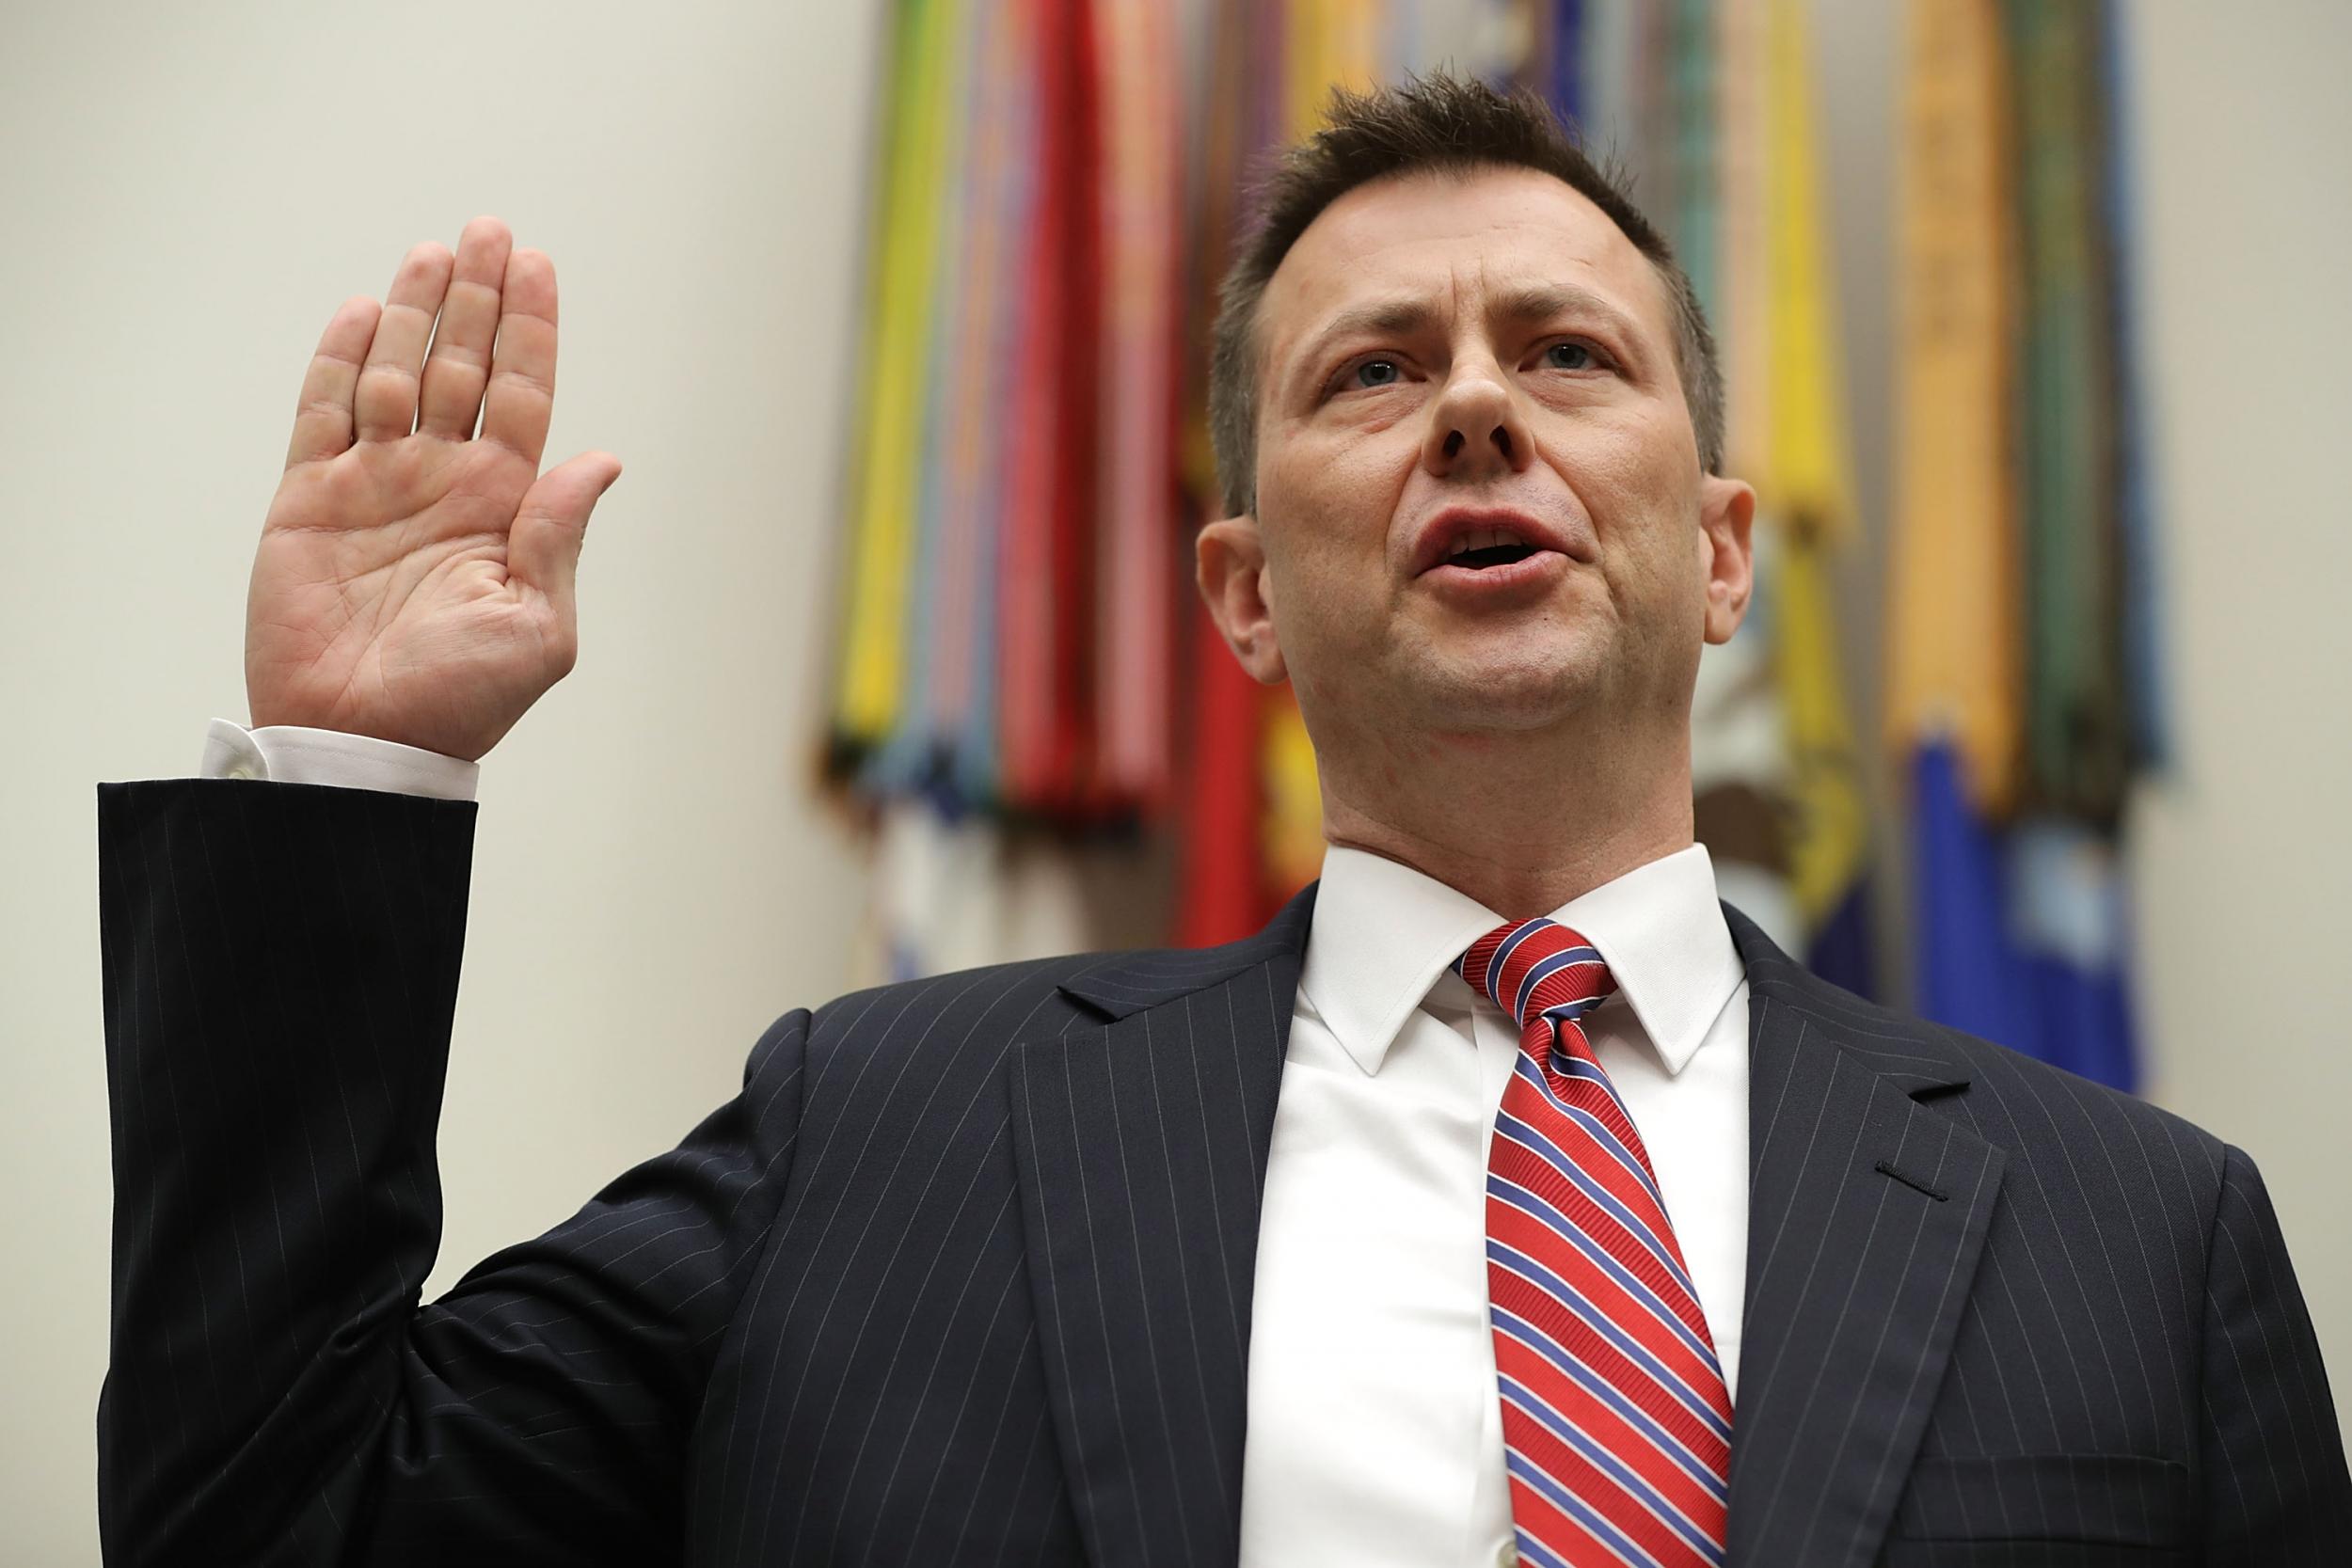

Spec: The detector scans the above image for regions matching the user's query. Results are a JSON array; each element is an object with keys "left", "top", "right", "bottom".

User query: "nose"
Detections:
[{"left": 1421, "top": 359, "right": 1536, "bottom": 481}]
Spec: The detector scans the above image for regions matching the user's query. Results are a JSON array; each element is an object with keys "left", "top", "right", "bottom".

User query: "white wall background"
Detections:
[
  {"left": 2114, "top": 0, "right": 2352, "bottom": 1417},
  {"left": 0, "top": 5, "right": 886, "bottom": 1560},
  {"left": 0, "top": 2, "right": 2343, "bottom": 1560}
]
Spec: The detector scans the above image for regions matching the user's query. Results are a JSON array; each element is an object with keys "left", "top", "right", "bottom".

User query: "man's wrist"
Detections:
[{"left": 200, "top": 718, "right": 481, "bottom": 801}]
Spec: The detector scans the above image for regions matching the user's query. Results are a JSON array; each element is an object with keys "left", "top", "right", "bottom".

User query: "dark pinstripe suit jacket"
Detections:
[{"left": 97, "top": 779, "right": 2349, "bottom": 1565}]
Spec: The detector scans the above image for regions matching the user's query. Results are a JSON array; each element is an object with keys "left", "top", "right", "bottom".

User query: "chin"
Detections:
[{"left": 1406, "top": 658, "right": 1601, "bottom": 735}]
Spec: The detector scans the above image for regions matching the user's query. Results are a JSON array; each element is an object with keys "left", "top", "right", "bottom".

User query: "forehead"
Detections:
[{"left": 1259, "top": 165, "right": 1673, "bottom": 362}]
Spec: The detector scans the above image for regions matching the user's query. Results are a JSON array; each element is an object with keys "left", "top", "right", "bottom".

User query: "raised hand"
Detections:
[{"left": 246, "top": 216, "right": 623, "bottom": 761}]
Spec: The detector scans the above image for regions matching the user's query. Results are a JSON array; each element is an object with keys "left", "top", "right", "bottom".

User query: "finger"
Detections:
[
  {"left": 283, "top": 295, "right": 382, "bottom": 470},
  {"left": 353, "top": 241, "right": 454, "bottom": 442},
  {"left": 417, "top": 216, "right": 514, "bottom": 440},
  {"left": 480, "top": 247, "right": 559, "bottom": 465},
  {"left": 508, "top": 450, "right": 623, "bottom": 658}
]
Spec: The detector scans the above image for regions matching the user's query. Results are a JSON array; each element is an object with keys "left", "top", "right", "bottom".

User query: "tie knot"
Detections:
[{"left": 1454, "top": 917, "right": 1616, "bottom": 1032}]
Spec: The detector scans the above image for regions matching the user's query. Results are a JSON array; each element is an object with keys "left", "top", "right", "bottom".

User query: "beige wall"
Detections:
[
  {"left": 0, "top": 1, "right": 2343, "bottom": 1560},
  {"left": 2114, "top": 0, "right": 2352, "bottom": 1408},
  {"left": 0, "top": 4, "right": 884, "bottom": 1560}
]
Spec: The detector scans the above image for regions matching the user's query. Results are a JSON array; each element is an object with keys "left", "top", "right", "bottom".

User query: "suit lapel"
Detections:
[
  {"left": 1006, "top": 888, "right": 2006, "bottom": 1565},
  {"left": 1720, "top": 904, "right": 2007, "bottom": 1567},
  {"left": 1008, "top": 886, "right": 1315, "bottom": 1567}
]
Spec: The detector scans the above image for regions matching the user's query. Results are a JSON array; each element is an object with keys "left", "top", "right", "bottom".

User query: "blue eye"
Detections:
[
  {"left": 1545, "top": 341, "right": 1597, "bottom": 371},
  {"left": 1353, "top": 357, "right": 1401, "bottom": 388}
]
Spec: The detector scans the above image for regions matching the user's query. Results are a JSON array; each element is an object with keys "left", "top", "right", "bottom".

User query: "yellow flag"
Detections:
[
  {"left": 834, "top": 0, "right": 962, "bottom": 744},
  {"left": 1286, "top": 0, "right": 1382, "bottom": 139},
  {"left": 1775, "top": 527, "right": 1873, "bottom": 926},
  {"left": 1886, "top": 0, "right": 2022, "bottom": 816},
  {"left": 1761, "top": 0, "right": 1856, "bottom": 536}
]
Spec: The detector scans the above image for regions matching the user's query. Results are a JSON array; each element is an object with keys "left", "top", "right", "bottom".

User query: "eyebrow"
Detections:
[{"left": 1287, "top": 282, "right": 1649, "bottom": 387}]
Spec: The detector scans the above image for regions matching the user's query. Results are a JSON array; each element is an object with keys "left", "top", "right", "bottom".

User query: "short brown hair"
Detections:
[{"left": 1206, "top": 73, "right": 1724, "bottom": 517}]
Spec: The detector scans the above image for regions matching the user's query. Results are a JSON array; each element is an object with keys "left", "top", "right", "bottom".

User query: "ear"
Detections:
[
  {"left": 1697, "top": 473, "right": 1756, "bottom": 645},
  {"left": 1195, "top": 513, "right": 1289, "bottom": 685}
]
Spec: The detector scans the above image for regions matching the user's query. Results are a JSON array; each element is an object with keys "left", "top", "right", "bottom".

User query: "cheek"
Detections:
[
  {"left": 1546, "top": 404, "right": 1674, "bottom": 501},
  {"left": 1550, "top": 411, "right": 1700, "bottom": 576},
  {"left": 1262, "top": 430, "right": 1414, "bottom": 580}
]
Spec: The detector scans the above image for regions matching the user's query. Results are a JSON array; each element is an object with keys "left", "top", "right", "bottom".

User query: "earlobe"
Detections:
[{"left": 1195, "top": 514, "right": 1289, "bottom": 685}]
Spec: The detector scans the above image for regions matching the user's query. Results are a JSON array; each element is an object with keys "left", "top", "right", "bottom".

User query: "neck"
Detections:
[{"left": 1316, "top": 721, "right": 1697, "bottom": 920}]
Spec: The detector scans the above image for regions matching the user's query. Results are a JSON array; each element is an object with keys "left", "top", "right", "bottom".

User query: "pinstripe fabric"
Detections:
[
  {"left": 1724, "top": 906, "right": 2352, "bottom": 1565},
  {"left": 97, "top": 780, "right": 2348, "bottom": 1565}
]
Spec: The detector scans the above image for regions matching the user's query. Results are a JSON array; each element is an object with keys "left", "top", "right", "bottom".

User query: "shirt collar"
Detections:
[{"left": 1297, "top": 841, "right": 1745, "bottom": 1078}]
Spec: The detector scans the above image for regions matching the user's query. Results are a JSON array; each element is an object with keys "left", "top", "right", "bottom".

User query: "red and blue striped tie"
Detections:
[{"left": 1456, "top": 918, "right": 1732, "bottom": 1567}]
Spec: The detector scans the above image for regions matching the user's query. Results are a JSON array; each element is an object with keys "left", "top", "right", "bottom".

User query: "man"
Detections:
[{"left": 97, "top": 74, "right": 2346, "bottom": 1566}]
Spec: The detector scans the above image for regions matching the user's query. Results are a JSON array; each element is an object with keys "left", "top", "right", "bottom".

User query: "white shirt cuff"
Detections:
[{"left": 201, "top": 718, "right": 481, "bottom": 802}]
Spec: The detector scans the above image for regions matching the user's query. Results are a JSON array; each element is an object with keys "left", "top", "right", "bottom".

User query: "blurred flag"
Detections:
[
  {"left": 1889, "top": 0, "right": 2154, "bottom": 1088},
  {"left": 821, "top": 0, "right": 2160, "bottom": 1049}
]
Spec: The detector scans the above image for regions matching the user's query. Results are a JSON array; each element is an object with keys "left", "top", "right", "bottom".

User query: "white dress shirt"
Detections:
[
  {"left": 202, "top": 717, "right": 481, "bottom": 800},
  {"left": 1240, "top": 844, "right": 1750, "bottom": 1568},
  {"left": 196, "top": 720, "right": 1753, "bottom": 1568}
]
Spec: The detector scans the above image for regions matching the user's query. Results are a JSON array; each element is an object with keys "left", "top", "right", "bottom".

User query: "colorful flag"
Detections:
[
  {"left": 822, "top": 0, "right": 2159, "bottom": 1043},
  {"left": 1891, "top": 0, "right": 2149, "bottom": 1088}
]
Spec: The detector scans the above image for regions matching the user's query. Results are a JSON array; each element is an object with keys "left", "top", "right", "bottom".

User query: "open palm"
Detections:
[{"left": 246, "top": 216, "right": 622, "bottom": 762}]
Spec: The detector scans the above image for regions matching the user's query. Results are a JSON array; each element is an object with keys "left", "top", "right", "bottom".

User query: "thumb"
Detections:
[{"left": 509, "top": 449, "right": 623, "bottom": 636}]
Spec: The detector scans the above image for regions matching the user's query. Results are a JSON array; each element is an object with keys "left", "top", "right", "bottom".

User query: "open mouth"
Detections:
[{"left": 1442, "top": 527, "right": 1545, "bottom": 571}]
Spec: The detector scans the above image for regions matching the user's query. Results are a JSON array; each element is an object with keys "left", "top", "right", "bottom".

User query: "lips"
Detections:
[{"left": 1409, "top": 507, "right": 1586, "bottom": 577}]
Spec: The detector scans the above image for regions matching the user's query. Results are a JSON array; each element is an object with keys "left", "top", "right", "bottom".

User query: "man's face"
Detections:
[{"left": 1204, "top": 166, "right": 1751, "bottom": 761}]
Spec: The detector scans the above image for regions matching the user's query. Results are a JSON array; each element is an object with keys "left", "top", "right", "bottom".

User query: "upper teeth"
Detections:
[{"left": 1450, "top": 527, "right": 1529, "bottom": 558}]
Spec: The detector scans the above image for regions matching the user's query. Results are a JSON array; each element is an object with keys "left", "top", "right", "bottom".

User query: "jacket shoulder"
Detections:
[
  {"left": 1726, "top": 899, "right": 2229, "bottom": 1190},
  {"left": 794, "top": 948, "right": 1130, "bottom": 1056},
  {"left": 1746, "top": 942, "right": 2231, "bottom": 1207},
  {"left": 790, "top": 890, "right": 1319, "bottom": 1057}
]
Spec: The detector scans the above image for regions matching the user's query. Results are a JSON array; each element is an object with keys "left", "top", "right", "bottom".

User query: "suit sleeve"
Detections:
[
  {"left": 2195, "top": 1141, "right": 2352, "bottom": 1561},
  {"left": 96, "top": 778, "right": 808, "bottom": 1566}
]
